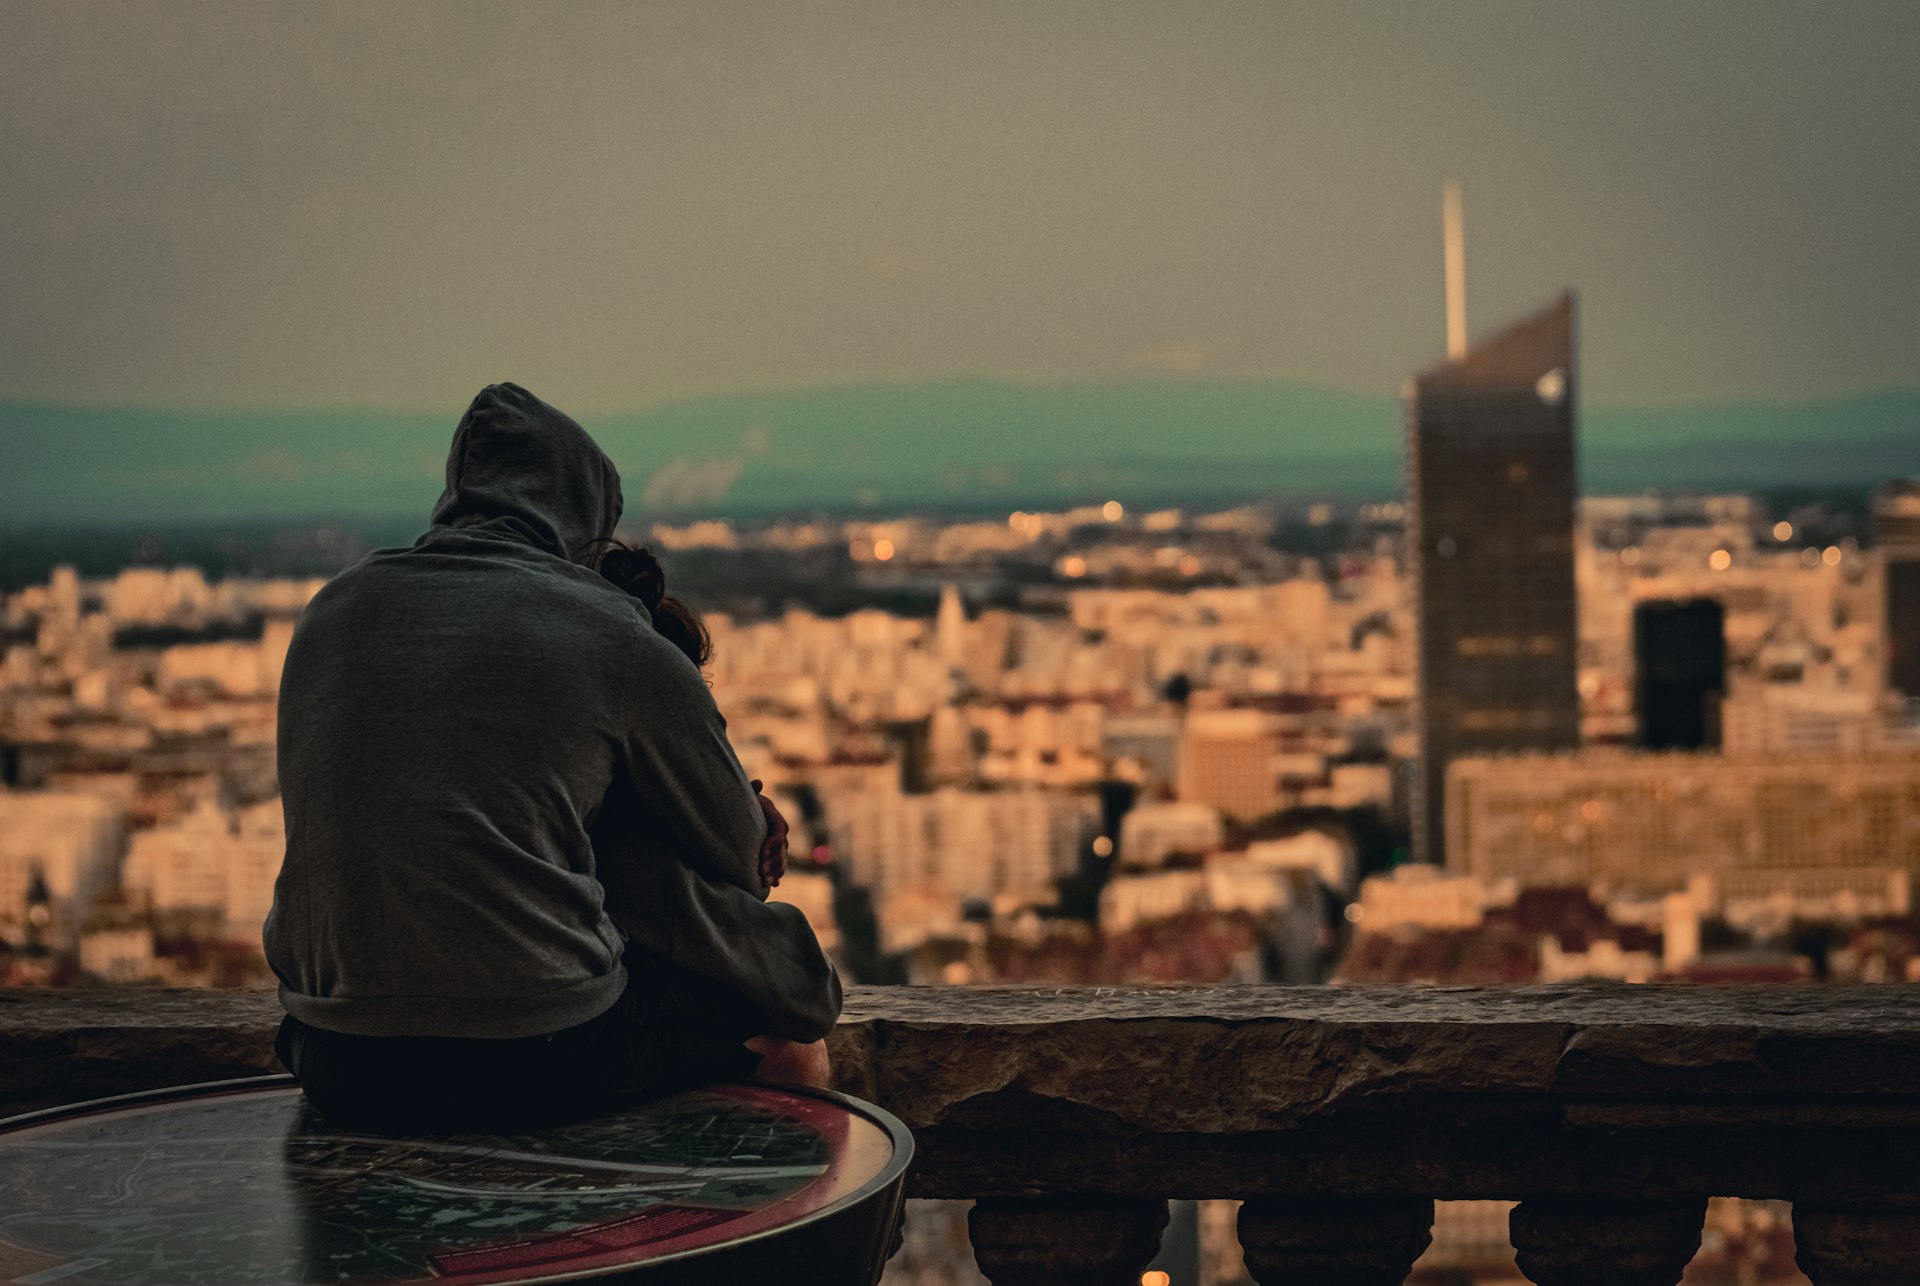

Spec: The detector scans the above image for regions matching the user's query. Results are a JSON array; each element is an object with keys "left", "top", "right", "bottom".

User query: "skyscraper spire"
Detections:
[
  {"left": 1443, "top": 181, "right": 1467, "bottom": 362},
  {"left": 936, "top": 582, "right": 967, "bottom": 670}
]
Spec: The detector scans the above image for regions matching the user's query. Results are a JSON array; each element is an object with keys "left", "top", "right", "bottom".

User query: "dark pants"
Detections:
[{"left": 276, "top": 954, "right": 765, "bottom": 1132}]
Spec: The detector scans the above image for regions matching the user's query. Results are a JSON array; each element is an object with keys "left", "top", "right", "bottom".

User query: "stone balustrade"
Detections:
[{"left": 5, "top": 984, "right": 1919, "bottom": 1284}]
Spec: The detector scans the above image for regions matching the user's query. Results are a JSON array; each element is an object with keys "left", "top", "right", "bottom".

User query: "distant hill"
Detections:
[{"left": 4, "top": 381, "right": 1915, "bottom": 525}]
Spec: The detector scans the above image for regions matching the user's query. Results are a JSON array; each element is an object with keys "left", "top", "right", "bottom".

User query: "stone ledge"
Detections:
[
  {"left": 6, "top": 985, "right": 1920, "bottom": 1202},
  {"left": 837, "top": 984, "right": 1920, "bottom": 1125},
  {"left": 0, "top": 986, "right": 284, "bottom": 1117}
]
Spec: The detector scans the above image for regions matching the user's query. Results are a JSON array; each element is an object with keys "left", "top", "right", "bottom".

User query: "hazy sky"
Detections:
[{"left": 3, "top": 0, "right": 1916, "bottom": 414}]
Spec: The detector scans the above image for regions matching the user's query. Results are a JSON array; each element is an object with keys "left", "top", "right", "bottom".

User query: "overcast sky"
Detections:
[{"left": 3, "top": 0, "right": 1916, "bottom": 414}]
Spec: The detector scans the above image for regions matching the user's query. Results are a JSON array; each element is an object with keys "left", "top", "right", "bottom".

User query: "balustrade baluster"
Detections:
[
  {"left": 966, "top": 1196, "right": 1168, "bottom": 1286},
  {"left": 1509, "top": 1197, "right": 1707, "bottom": 1286},
  {"left": 1235, "top": 1195, "right": 1434, "bottom": 1286},
  {"left": 1793, "top": 1205, "right": 1920, "bottom": 1284}
]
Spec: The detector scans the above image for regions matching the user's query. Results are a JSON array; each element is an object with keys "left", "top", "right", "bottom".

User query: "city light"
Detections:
[
  {"left": 1007, "top": 511, "right": 1045, "bottom": 538},
  {"left": 1102, "top": 501, "right": 1124, "bottom": 522},
  {"left": 873, "top": 538, "right": 896, "bottom": 562},
  {"left": 1774, "top": 521, "right": 1794, "bottom": 541},
  {"left": 1091, "top": 836, "right": 1114, "bottom": 858},
  {"left": 1823, "top": 546, "right": 1843, "bottom": 566},
  {"left": 1709, "top": 549, "right": 1732, "bottom": 571}
]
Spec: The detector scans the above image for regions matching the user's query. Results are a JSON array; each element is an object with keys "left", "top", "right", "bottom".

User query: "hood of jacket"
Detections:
[{"left": 427, "top": 383, "right": 623, "bottom": 562}]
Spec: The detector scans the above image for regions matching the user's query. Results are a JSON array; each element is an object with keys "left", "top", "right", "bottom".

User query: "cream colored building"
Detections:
[
  {"left": 1201, "top": 857, "right": 1294, "bottom": 918},
  {"left": 122, "top": 796, "right": 284, "bottom": 942},
  {"left": 1720, "top": 683, "right": 1887, "bottom": 757},
  {"left": 1178, "top": 709, "right": 1282, "bottom": 822},
  {"left": 1707, "top": 867, "right": 1911, "bottom": 935},
  {"left": 1447, "top": 750, "right": 1920, "bottom": 895},
  {"left": 1243, "top": 829, "right": 1353, "bottom": 894},
  {"left": 79, "top": 899, "right": 159, "bottom": 983},
  {"left": 1538, "top": 935, "right": 1660, "bottom": 984},
  {"left": 1575, "top": 496, "right": 1887, "bottom": 748},
  {"left": 1352, "top": 864, "right": 1513, "bottom": 934},
  {"left": 1100, "top": 868, "right": 1209, "bottom": 933},
  {"left": 824, "top": 785, "right": 1096, "bottom": 905},
  {"left": 0, "top": 789, "right": 125, "bottom": 949},
  {"left": 1101, "top": 855, "right": 1296, "bottom": 933},
  {"left": 1117, "top": 801, "right": 1225, "bottom": 868}
]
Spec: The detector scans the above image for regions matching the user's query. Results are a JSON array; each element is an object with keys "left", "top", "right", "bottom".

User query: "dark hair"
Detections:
[{"left": 595, "top": 541, "right": 712, "bottom": 669}]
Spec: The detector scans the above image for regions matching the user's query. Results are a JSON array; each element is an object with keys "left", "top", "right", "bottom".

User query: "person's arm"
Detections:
[
  {"left": 617, "top": 635, "right": 768, "bottom": 899},
  {"left": 607, "top": 627, "right": 843, "bottom": 1041},
  {"left": 656, "top": 866, "right": 844, "bottom": 1043}
]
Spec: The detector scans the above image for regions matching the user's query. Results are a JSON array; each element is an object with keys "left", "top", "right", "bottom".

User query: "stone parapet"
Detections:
[
  {"left": 0, "top": 986, "right": 283, "bottom": 1116},
  {"left": 6, "top": 984, "right": 1920, "bottom": 1284}
]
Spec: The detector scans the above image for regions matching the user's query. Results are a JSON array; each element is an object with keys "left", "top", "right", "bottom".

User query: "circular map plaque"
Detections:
[{"left": 0, "top": 1078, "right": 909, "bottom": 1285}]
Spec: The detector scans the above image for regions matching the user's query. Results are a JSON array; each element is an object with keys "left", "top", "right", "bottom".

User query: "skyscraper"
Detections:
[
  {"left": 1409, "top": 294, "right": 1581, "bottom": 864},
  {"left": 1635, "top": 599, "right": 1726, "bottom": 750},
  {"left": 1874, "top": 480, "right": 1920, "bottom": 701}
]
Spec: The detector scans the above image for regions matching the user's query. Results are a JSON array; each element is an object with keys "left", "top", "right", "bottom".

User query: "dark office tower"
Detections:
[
  {"left": 1635, "top": 599, "right": 1726, "bottom": 749},
  {"left": 1875, "top": 479, "right": 1920, "bottom": 699},
  {"left": 1409, "top": 294, "right": 1581, "bottom": 865}
]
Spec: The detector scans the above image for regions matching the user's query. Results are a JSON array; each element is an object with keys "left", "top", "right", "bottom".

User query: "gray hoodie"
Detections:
[{"left": 265, "top": 383, "right": 841, "bottom": 1042}]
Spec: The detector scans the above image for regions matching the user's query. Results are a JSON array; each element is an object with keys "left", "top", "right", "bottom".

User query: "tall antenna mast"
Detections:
[{"left": 1443, "top": 181, "right": 1467, "bottom": 361}]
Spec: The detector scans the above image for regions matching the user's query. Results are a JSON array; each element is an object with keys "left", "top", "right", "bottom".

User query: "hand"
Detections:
[{"left": 750, "top": 779, "right": 788, "bottom": 888}]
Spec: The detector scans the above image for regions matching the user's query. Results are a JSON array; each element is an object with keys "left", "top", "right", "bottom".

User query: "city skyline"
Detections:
[
  {"left": 5, "top": 6, "right": 1916, "bottom": 1263},
  {"left": 4, "top": 455, "right": 1910, "bottom": 1281}
]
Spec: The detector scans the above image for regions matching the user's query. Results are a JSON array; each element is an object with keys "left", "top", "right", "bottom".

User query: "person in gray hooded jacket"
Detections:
[{"left": 264, "top": 382, "right": 839, "bottom": 1128}]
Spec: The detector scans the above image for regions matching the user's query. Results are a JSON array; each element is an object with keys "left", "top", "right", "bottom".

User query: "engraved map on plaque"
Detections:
[{"left": 0, "top": 1082, "right": 894, "bottom": 1285}]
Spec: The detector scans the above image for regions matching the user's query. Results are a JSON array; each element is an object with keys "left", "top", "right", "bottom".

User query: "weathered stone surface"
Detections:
[
  {"left": 0, "top": 987, "right": 284, "bottom": 1117},
  {"left": 6, "top": 985, "right": 1920, "bottom": 1205},
  {"left": 1509, "top": 1198, "right": 1707, "bottom": 1285},
  {"left": 837, "top": 985, "right": 1920, "bottom": 1130}
]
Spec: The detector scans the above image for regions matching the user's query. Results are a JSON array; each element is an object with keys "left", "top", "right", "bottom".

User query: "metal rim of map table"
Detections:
[{"left": 0, "top": 1073, "right": 914, "bottom": 1285}]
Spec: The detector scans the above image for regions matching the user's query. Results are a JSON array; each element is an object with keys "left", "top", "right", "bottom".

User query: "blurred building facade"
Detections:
[
  {"left": 1877, "top": 479, "right": 1920, "bottom": 701},
  {"left": 1446, "top": 749, "right": 1920, "bottom": 898},
  {"left": 1408, "top": 295, "right": 1581, "bottom": 864}
]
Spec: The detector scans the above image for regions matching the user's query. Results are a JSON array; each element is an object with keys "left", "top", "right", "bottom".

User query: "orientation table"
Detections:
[{"left": 0, "top": 1076, "right": 911, "bottom": 1285}]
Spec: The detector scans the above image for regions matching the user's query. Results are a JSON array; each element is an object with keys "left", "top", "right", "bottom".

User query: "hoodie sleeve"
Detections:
[
  {"left": 618, "top": 636, "right": 770, "bottom": 899},
  {"left": 642, "top": 865, "right": 844, "bottom": 1043},
  {"left": 608, "top": 628, "right": 843, "bottom": 1041}
]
